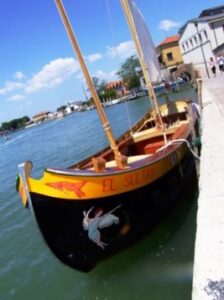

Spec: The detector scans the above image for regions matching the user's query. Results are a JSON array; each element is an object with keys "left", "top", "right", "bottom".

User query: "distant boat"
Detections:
[
  {"left": 1, "top": 131, "right": 10, "bottom": 141},
  {"left": 56, "top": 111, "right": 65, "bottom": 119},
  {"left": 16, "top": 0, "right": 199, "bottom": 272},
  {"left": 4, "top": 133, "right": 9, "bottom": 141}
]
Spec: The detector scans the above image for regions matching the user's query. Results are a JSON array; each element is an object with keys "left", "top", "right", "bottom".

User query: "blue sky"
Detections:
[{"left": 0, "top": 0, "right": 223, "bottom": 124}]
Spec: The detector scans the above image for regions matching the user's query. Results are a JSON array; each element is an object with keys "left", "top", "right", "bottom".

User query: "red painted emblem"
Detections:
[{"left": 46, "top": 180, "right": 87, "bottom": 197}]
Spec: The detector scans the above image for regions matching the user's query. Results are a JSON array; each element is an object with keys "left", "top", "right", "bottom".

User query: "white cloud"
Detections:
[
  {"left": 107, "top": 41, "right": 136, "bottom": 60},
  {"left": 86, "top": 53, "right": 103, "bottom": 62},
  {"left": 159, "top": 19, "right": 181, "bottom": 32},
  {"left": 24, "top": 57, "right": 80, "bottom": 93},
  {"left": 14, "top": 71, "right": 25, "bottom": 80},
  {"left": 7, "top": 94, "right": 25, "bottom": 102},
  {"left": 93, "top": 69, "right": 119, "bottom": 81},
  {"left": 76, "top": 73, "right": 84, "bottom": 80},
  {"left": 0, "top": 57, "right": 81, "bottom": 98},
  {"left": 0, "top": 81, "right": 24, "bottom": 95}
]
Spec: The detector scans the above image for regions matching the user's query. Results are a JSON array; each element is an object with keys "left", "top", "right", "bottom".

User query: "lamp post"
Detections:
[{"left": 194, "top": 21, "right": 210, "bottom": 78}]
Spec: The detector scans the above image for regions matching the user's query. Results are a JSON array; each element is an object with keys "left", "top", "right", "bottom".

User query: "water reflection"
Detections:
[{"left": 78, "top": 188, "right": 198, "bottom": 300}]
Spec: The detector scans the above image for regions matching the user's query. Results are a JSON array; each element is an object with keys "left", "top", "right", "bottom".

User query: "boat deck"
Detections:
[
  {"left": 46, "top": 120, "right": 190, "bottom": 177},
  {"left": 131, "top": 120, "right": 188, "bottom": 143}
]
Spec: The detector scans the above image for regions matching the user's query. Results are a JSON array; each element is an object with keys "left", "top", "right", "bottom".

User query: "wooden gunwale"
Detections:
[
  {"left": 46, "top": 122, "right": 190, "bottom": 177},
  {"left": 69, "top": 99, "right": 189, "bottom": 170}
]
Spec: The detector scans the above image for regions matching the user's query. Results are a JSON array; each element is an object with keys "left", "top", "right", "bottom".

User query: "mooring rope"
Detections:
[{"left": 156, "top": 138, "right": 201, "bottom": 161}]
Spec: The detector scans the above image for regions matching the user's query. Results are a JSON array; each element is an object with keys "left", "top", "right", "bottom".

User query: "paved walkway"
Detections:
[{"left": 192, "top": 72, "right": 224, "bottom": 299}]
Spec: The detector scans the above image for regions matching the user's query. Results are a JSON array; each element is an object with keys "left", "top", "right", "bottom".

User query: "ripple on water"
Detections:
[{"left": 0, "top": 90, "right": 198, "bottom": 300}]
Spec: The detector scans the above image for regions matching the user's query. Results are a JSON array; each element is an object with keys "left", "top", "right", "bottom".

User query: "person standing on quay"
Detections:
[
  {"left": 208, "top": 57, "right": 216, "bottom": 77},
  {"left": 217, "top": 55, "right": 224, "bottom": 74}
]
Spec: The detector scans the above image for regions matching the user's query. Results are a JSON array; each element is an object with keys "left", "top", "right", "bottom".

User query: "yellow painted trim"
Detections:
[{"left": 28, "top": 144, "right": 187, "bottom": 200}]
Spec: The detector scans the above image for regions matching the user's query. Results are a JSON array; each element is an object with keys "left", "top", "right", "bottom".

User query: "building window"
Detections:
[
  {"left": 186, "top": 41, "right": 189, "bottom": 49},
  {"left": 204, "top": 30, "right": 208, "bottom": 40},
  {"left": 182, "top": 43, "right": 186, "bottom": 52},
  {"left": 190, "top": 38, "right": 193, "bottom": 47},
  {"left": 199, "top": 33, "right": 203, "bottom": 43},
  {"left": 167, "top": 52, "right": 174, "bottom": 61},
  {"left": 194, "top": 36, "right": 198, "bottom": 45}
]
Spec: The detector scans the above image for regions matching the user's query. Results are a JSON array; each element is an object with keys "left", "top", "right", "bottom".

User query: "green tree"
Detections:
[
  {"left": 127, "top": 75, "right": 140, "bottom": 90},
  {"left": 92, "top": 77, "right": 107, "bottom": 95},
  {"left": 92, "top": 77, "right": 100, "bottom": 91},
  {"left": 101, "top": 89, "right": 116, "bottom": 100},
  {"left": 21, "top": 116, "right": 30, "bottom": 125},
  {"left": 0, "top": 116, "right": 30, "bottom": 131},
  {"left": 116, "top": 55, "right": 141, "bottom": 87},
  {"left": 57, "top": 105, "right": 67, "bottom": 112},
  {"left": 92, "top": 77, "right": 108, "bottom": 102}
]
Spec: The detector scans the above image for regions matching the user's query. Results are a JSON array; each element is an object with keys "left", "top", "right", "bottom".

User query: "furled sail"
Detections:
[{"left": 124, "top": 0, "right": 161, "bottom": 83}]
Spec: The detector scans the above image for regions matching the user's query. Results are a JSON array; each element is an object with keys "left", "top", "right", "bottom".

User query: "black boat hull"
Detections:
[{"left": 30, "top": 151, "right": 198, "bottom": 272}]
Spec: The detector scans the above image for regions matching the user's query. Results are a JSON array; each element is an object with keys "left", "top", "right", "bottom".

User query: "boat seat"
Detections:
[
  {"left": 131, "top": 126, "right": 176, "bottom": 143},
  {"left": 131, "top": 120, "right": 189, "bottom": 143},
  {"left": 105, "top": 154, "right": 151, "bottom": 168}
]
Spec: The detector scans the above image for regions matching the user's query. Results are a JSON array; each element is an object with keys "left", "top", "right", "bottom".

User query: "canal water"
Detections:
[{"left": 0, "top": 86, "right": 198, "bottom": 300}]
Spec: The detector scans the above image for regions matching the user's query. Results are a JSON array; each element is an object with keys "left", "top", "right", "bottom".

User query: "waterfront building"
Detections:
[
  {"left": 65, "top": 101, "right": 80, "bottom": 114},
  {"left": 156, "top": 34, "right": 184, "bottom": 80},
  {"left": 106, "top": 81, "right": 129, "bottom": 98},
  {"left": 32, "top": 111, "right": 51, "bottom": 123},
  {"left": 179, "top": 5, "right": 224, "bottom": 78}
]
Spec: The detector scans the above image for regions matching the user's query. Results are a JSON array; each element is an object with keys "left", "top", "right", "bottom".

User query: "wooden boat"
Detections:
[{"left": 16, "top": 0, "right": 199, "bottom": 272}]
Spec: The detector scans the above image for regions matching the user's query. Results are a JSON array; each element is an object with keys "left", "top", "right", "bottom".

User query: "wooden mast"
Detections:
[
  {"left": 120, "top": 0, "right": 165, "bottom": 130},
  {"left": 55, "top": 0, "right": 127, "bottom": 169}
]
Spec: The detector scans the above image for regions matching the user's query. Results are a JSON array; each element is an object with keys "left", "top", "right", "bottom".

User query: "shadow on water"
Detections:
[{"left": 77, "top": 177, "right": 199, "bottom": 300}]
